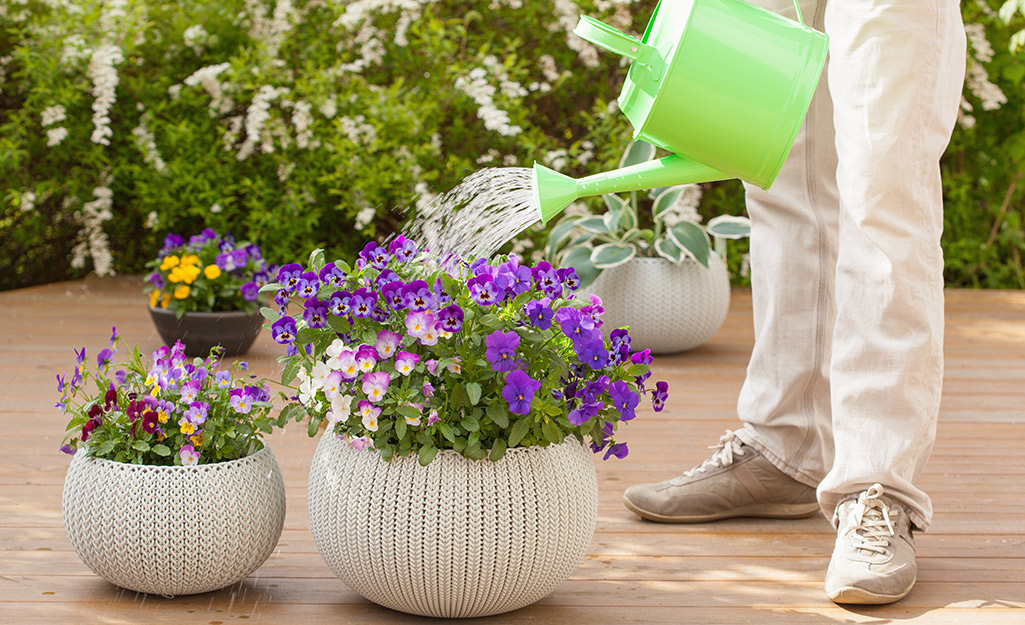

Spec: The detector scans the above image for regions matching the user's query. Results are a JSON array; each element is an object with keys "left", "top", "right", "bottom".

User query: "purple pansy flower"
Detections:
[
  {"left": 568, "top": 400, "right": 603, "bottom": 425},
  {"left": 303, "top": 297, "right": 330, "bottom": 329},
  {"left": 576, "top": 338, "right": 609, "bottom": 370},
  {"left": 271, "top": 316, "right": 298, "bottom": 344},
  {"left": 371, "top": 305, "right": 389, "bottom": 323},
  {"left": 388, "top": 235, "right": 419, "bottom": 262},
  {"left": 609, "top": 380, "right": 641, "bottom": 421},
  {"left": 532, "top": 261, "right": 561, "bottom": 294},
  {"left": 497, "top": 261, "right": 533, "bottom": 296},
  {"left": 485, "top": 331, "right": 521, "bottom": 372},
  {"left": 296, "top": 272, "right": 320, "bottom": 299},
  {"left": 524, "top": 300, "right": 554, "bottom": 330},
  {"left": 180, "top": 379, "right": 201, "bottom": 404},
  {"left": 603, "top": 442, "right": 629, "bottom": 460},
  {"left": 355, "top": 344, "right": 379, "bottom": 372},
  {"left": 148, "top": 272, "right": 165, "bottom": 289},
  {"left": 329, "top": 290, "right": 351, "bottom": 316},
  {"left": 231, "top": 248, "right": 249, "bottom": 269},
  {"left": 438, "top": 304, "right": 464, "bottom": 332},
  {"left": 277, "top": 263, "right": 304, "bottom": 292},
  {"left": 467, "top": 274, "right": 501, "bottom": 306},
  {"left": 557, "top": 307, "right": 599, "bottom": 345},
  {"left": 319, "top": 262, "right": 346, "bottom": 287},
  {"left": 349, "top": 288, "right": 378, "bottom": 318},
  {"left": 381, "top": 281, "right": 406, "bottom": 310},
  {"left": 432, "top": 277, "right": 452, "bottom": 305},
  {"left": 215, "top": 370, "right": 232, "bottom": 388},
  {"left": 652, "top": 380, "right": 669, "bottom": 412},
  {"left": 557, "top": 267, "right": 580, "bottom": 293},
  {"left": 375, "top": 268, "right": 400, "bottom": 288},
  {"left": 502, "top": 369, "right": 542, "bottom": 415},
  {"left": 230, "top": 388, "right": 254, "bottom": 414},
  {"left": 275, "top": 289, "right": 290, "bottom": 313},
  {"left": 422, "top": 382, "right": 435, "bottom": 398},
  {"left": 97, "top": 348, "right": 114, "bottom": 367},
  {"left": 469, "top": 257, "right": 492, "bottom": 275},
  {"left": 402, "top": 280, "right": 434, "bottom": 312},
  {"left": 241, "top": 282, "right": 259, "bottom": 301}
]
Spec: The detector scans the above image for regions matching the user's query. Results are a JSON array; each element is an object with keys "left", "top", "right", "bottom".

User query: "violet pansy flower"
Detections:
[
  {"left": 467, "top": 274, "right": 501, "bottom": 306},
  {"left": 349, "top": 288, "right": 377, "bottom": 318},
  {"left": 502, "top": 369, "right": 541, "bottom": 415},
  {"left": 389, "top": 235, "right": 418, "bottom": 262},
  {"left": 603, "top": 442, "right": 629, "bottom": 460},
  {"left": 609, "top": 380, "right": 641, "bottom": 421},
  {"left": 375, "top": 330, "right": 403, "bottom": 359},
  {"left": 303, "top": 297, "right": 330, "bottom": 329},
  {"left": 395, "top": 351, "right": 420, "bottom": 376},
  {"left": 405, "top": 310, "right": 434, "bottom": 338},
  {"left": 241, "top": 282, "right": 259, "bottom": 301},
  {"left": 180, "top": 444, "right": 201, "bottom": 466},
  {"left": 576, "top": 338, "right": 609, "bottom": 370},
  {"left": 277, "top": 263, "right": 303, "bottom": 292},
  {"left": 359, "top": 400, "right": 382, "bottom": 430},
  {"left": 652, "top": 380, "right": 669, "bottom": 412},
  {"left": 354, "top": 344, "right": 379, "bottom": 372},
  {"left": 402, "top": 280, "right": 434, "bottom": 312},
  {"left": 296, "top": 272, "right": 320, "bottom": 299},
  {"left": 381, "top": 281, "right": 406, "bottom": 311},
  {"left": 271, "top": 316, "right": 298, "bottom": 344},
  {"left": 524, "top": 300, "right": 554, "bottom": 330},
  {"left": 329, "top": 290, "right": 352, "bottom": 316},
  {"left": 438, "top": 304, "right": 464, "bottom": 333},
  {"left": 485, "top": 330, "right": 520, "bottom": 372}
]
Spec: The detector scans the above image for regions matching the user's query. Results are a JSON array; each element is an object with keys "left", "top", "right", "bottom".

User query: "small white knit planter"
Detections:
[
  {"left": 307, "top": 434, "right": 599, "bottom": 618},
  {"left": 586, "top": 254, "right": 730, "bottom": 354},
  {"left": 62, "top": 446, "right": 286, "bottom": 596}
]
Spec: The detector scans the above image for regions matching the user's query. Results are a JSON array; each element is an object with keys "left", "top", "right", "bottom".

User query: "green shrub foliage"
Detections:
[{"left": 0, "top": 0, "right": 1021, "bottom": 290}]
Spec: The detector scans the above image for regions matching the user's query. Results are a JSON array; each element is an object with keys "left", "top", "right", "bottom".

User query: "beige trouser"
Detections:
[{"left": 733, "top": 0, "right": 966, "bottom": 530}]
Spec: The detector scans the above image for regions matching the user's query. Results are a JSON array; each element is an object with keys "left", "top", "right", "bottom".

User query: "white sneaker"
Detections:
[{"left": 825, "top": 483, "right": 917, "bottom": 604}]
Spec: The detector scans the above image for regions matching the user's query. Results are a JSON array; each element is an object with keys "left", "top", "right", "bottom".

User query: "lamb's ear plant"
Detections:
[{"left": 544, "top": 140, "right": 752, "bottom": 289}]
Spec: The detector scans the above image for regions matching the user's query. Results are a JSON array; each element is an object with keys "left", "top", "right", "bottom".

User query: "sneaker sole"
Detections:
[
  {"left": 826, "top": 580, "right": 916, "bottom": 605},
  {"left": 622, "top": 496, "right": 821, "bottom": 523}
]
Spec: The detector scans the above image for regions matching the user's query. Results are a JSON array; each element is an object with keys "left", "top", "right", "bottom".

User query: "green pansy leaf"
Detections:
[
  {"left": 489, "top": 439, "right": 508, "bottom": 462},
  {"left": 466, "top": 382, "right": 482, "bottom": 405},
  {"left": 626, "top": 363, "right": 650, "bottom": 377},
  {"left": 487, "top": 404, "right": 509, "bottom": 428},
  {"left": 132, "top": 440, "right": 150, "bottom": 452},
  {"left": 395, "top": 418, "right": 407, "bottom": 440},
  {"left": 281, "top": 360, "right": 301, "bottom": 386},
  {"left": 654, "top": 235, "right": 685, "bottom": 265},
  {"left": 707, "top": 215, "right": 752, "bottom": 239},
  {"left": 260, "top": 307, "right": 281, "bottom": 322},
  {"left": 460, "top": 416, "right": 480, "bottom": 432},
  {"left": 152, "top": 444, "right": 171, "bottom": 457},
  {"left": 438, "top": 422, "right": 457, "bottom": 443},
  {"left": 259, "top": 282, "right": 283, "bottom": 294},
  {"left": 307, "top": 418, "right": 320, "bottom": 437},
  {"left": 508, "top": 418, "right": 530, "bottom": 447},
  {"left": 464, "top": 443, "right": 488, "bottom": 459},
  {"left": 590, "top": 242, "right": 636, "bottom": 269},
  {"left": 667, "top": 221, "right": 711, "bottom": 268},
  {"left": 326, "top": 315, "right": 351, "bottom": 333},
  {"left": 541, "top": 420, "right": 564, "bottom": 444},
  {"left": 308, "top": 248, "right": 326, "bottom": 272},
  {"left": 418, "top": 444, "right": 438, "bottom": 466},
  {"left": 396, "top": 405, "right": 421, "bottom": 419},
  {"left": 619, "top": 140, "right": 657, "bottom": 168}
]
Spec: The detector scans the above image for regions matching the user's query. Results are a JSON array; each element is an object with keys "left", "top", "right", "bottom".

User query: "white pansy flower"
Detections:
[{"left": 327, "top": 394, "right": 353, "bottom": 425}]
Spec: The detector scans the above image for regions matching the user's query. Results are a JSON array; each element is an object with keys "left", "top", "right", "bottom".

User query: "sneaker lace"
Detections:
[
  {"left": 680, "top": 430, "right": 747, "bottom": 478},
  {"left": 840, "top": 483, "right": 898, "bottom": 555}
]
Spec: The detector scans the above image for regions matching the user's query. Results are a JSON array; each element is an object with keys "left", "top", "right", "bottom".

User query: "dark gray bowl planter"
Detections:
[{"left": 148, "top": 308, "right": 264, "bottom": 358}]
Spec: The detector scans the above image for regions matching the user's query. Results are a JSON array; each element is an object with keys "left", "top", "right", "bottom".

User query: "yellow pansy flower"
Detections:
[
  {"left": 189, "top": 432, "right": 203, "bottom": 447},
  {"left": 168, "top": 267, "right": 184, "bottom": 283},
  {"left": 204, "top": 264, "right": 222, "bottom": 280},
  {"left": 181, "top": 264, "right": 201, "bottom": 284},
  {"left": 161, "top": 293, "right": 171, "bottom": 308},
  {"left": 174, "top": 284, "right": 191, "bottom": 299},
  {"left": 149, "top": 289, "right": 162, "bottom": 308},
  {"left": 159, "top": 255, "right": 180, "bottom": 271},
  {"left": 181, "top": 254, "right": 200, "bottom": 266}
]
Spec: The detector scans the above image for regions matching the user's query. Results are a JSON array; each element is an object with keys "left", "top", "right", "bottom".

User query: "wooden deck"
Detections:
[{"left": 1, "top": 276, "right": 1023, "bottom": 624}]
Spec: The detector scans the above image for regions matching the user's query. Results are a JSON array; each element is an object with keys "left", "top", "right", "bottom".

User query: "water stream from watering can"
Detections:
[{"left": 402, "top": 167, "right": 542, "bottom": 261}]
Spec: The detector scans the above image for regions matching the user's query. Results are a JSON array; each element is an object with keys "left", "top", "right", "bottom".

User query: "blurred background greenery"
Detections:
[{"left": 1, "top": 0, "right": 1022, "bottom": 291}]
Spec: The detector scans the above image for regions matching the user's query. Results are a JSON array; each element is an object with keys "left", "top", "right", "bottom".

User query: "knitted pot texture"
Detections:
[
  {"left": 586, "top": 254, "right": 730, "bottom": 353},
  {"left": 62, "top": 446, "right": 286, "bottom": 596},
  {"left": 307, "top": 434, "right": 599, "bottom": 618}
]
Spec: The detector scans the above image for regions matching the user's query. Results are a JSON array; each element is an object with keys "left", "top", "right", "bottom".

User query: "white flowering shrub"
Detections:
[
  {"left": 0, "top": 0, "right": 1021, "bottom": 289},
  {"left": 0, "top": 0, "right": 640, "bottom": 289}
]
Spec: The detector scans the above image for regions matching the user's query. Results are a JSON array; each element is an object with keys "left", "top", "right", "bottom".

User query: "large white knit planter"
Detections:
[
  {"left": 62, "top": 446, "right": 286, "bottom": 596},
  {"left": 307, "top": 434, "right": 599, "bottom": 618},
  {"left": 586, "top": 254, "right": 730, "bottom": 353}
]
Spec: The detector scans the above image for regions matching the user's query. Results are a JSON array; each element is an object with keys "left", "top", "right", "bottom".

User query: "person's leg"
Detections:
[
  {"left": 820, "top": 0, "right": 965, "bottom": 533},
  {"left": 733, "top": 0, "right": 839, "bottom": 490},
  {"left": 820, "top": 0, "right": 965, "bottom": 605},
  {"left": 622, "top": 0, "right": 832, "bottom": 522}
]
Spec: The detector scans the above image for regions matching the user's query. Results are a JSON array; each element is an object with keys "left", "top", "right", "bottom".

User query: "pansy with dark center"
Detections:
[
  {"left": 371, "top": 305, "right": 390, "bottom": 323},
  {"left": 241, "top": 282, "right": 259, "bottom": 301},
  {"left": 272, "top": 316, "right": 298, "bottom": 344},
  {"left": 296, "top": 272, "right": 320, "bottom": 299},
  {"left": 557, "top": 267, "right": 580, "bottom": 292},
  {"left": 432, "top": 277, "right": 452, "bottom": 305},
  {"left": 402, "top": 280, "right": 434, "bottom": 312},
  {"left": 349, "top": 288, "right": 377, "bottom": 318},
  {"left": 485, "top": 330, "right": 520, "bottom": 372},
  {"left": 319, "top": 262, "right": 346, "bottom": 287},
  {"left": 651, "top": 380, "right": 669, "bottom": 412},
  {"left": 231, "top": 248, "right": 249, "bottom": 269},
  {"left": 328, "top": 290, "right": 351, "bottom": 316},
  {"left": 438, "top": 304, "right": 464, "bottom": 332},
  {"left": 531, "top": 261, "right": 561, "bottom": 293},
  {"left": 381, "top": 281, "right": 406, "bottom": 311},
  {"left": 277, "top": 263, "right": 304, "bottom": 292},
  {"left": 501, "top": 369, "right": 542, "bottom": 415},
  {"left": 388, "top": 235, "right": 418, "bottom": 262},
  {"left": 303, "top": 297, "right": 330, "bottom": 329},
  {"left": 375, "top": 268, "right": 400, "bottom": 289},
  {"left": 467, "top": 274, "right": 501, "bottom": 306}
]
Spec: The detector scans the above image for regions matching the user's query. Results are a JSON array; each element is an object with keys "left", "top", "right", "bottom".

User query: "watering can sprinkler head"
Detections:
[{"left": 532, "top": 163, "right": 580, "bottom": 224}]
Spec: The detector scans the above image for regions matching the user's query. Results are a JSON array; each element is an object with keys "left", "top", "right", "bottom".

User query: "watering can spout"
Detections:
[{"left": 533, "top": 155, "right": 732, "bottom": 224}]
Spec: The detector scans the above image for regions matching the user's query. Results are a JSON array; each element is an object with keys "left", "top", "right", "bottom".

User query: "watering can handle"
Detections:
[{"left": 574, "top": 16, "right": 665, "bottom": 80}]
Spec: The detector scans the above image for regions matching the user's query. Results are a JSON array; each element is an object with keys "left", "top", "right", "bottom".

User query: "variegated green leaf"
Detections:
[
  {"left": 652, "top": 186, "right": 685, "bottom": 221},
  {"left": 561, "top": 245, "right": 601, "bottom": 288},
  {"left": 590, "top": 242, "right": 637, "bottom": 269},
  {"left": 654, "top": 235, "right": 685, "bottom": 264},
  {"left": 619, "top": 140, "right": 657, "bottom": 168},
  {"left": 667, "top": 222, "right": 710, "bottom": 268},
  {"left": 576, "top": 215, "right": 610, "bottom": 235},
  {"left": 545, "top": 215, "right": 585, "bottom": 260},
  {"left": 707, "top": 215, "right": 752, "bottom": 239}
]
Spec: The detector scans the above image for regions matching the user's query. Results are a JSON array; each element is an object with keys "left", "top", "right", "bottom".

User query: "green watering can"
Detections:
[{"left": 533, "top": 0, "right": 829, "bottom": 223}]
